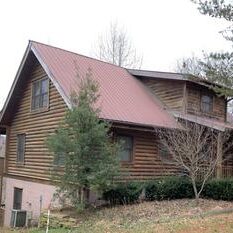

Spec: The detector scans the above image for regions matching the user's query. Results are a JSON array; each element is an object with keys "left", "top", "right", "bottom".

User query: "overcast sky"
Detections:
[{"left": 0, "top": 0, "right": 232, "bottom": 108}]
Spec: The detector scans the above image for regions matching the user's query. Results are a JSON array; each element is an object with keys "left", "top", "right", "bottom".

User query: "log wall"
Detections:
[
  {"left": 6, "top": 61, "right": 67, "bottom": 181},
  {"left": 186, "top": 82, "right": 226, "bottom": 121},
  {"left": 140, "top": 78, "right": 185, "bottom": 112},
  {"left": 116, "top": 129, "right": 179, "bottom": 180}
]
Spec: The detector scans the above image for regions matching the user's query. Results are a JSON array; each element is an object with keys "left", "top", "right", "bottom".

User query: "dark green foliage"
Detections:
[
  {"left": 47, "top": 74, "right": 120, "bottom": 209},
  {"left": 102, "top": 182, "right": 144, "bottom": 205},
  {"left": 189, "top": 0, "right": 233, "bottom": 97},
  {"left": 145, "top": 177, "right": 233, "bottom": 201},
  {"left": 103, "top": 177, "right": 233, "bottom": 205},
  {"left": 192, "top": 0, "right": 233, "bottom": 21},
  {"left": 145, "top": 177, "right": 195, "bottom": 201},
  {"left": 203, "top": 178, "right": 233, "bottom": 201}
]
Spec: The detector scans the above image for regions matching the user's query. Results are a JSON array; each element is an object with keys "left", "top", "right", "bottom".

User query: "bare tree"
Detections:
[
  {"left": 176, "top": 55, "right": 202, "bottom": 75},
  {"left": 94, "top": 22, "right": 142, "bottom": 68},
  {"left": 156, "top": 120, "right": 232, "bottom": 204}
]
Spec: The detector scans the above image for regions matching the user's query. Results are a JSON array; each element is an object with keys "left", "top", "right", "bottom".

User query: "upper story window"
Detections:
[
  {"left": 31, "top": 78, "right": 49, "bottom": 111},
  {"left": 201, "top": 95, "right": 213, "bottom": 113},
  {"left": 17, "top": 134, "right": 25, "bottom": 164},
  {"left": 117, "top": 135, "right": 134, "bottom": 162}
]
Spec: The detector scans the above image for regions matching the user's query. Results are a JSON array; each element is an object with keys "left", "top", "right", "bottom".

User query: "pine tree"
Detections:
[
  {"left": 182, "top": 1, "right": 233, "bottom": 98},
  {"left": 47, "top": 74, "right": 120, "bottom": 209}
]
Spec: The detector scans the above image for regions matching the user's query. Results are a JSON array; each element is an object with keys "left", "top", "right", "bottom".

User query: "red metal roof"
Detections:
[{"left": 29, "top": 42, "right": 178, "bottom": 128}]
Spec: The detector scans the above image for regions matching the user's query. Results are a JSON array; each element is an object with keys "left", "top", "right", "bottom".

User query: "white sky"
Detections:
[{"left": 0, "top": 0, "right": 232, "bottom": 108}]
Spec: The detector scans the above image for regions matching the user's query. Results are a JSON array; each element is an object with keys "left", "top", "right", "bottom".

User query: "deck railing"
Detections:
[
  {"left": 222, "top": 165, "right": 233, "bottom": 178},
  {"left": 195, "top": 165, "right": 233, "bottom": 180}
]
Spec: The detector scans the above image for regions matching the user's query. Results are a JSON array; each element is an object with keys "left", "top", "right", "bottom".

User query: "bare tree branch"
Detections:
[
  {"left": 155, "top": 119, "right": 233, "bottom": 204},
  {"left": 94, "top": 22, "right": 143, "bottom": 69}
]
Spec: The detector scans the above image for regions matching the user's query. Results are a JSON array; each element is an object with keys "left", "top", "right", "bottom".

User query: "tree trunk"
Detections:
[
  {"left": 191, "top": 178, "right": 199, "bottom": 206},
  {"left": 216, "top": 132, "right": 223, "bottom": 178}
]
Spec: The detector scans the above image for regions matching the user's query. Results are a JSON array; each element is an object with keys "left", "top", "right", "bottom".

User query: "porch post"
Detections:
[{"left": 216, "top": 132, "right": 223, "bottom": 179}]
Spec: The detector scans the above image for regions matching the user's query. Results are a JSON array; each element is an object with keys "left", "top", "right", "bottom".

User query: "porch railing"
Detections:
[{"left": 222, "top": 165, "right": 233, "bottom": 178}]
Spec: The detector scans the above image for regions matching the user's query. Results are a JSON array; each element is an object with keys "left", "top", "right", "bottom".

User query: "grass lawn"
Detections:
[{"left": 1, "top": 199, "right": 233, "bottom": 233}]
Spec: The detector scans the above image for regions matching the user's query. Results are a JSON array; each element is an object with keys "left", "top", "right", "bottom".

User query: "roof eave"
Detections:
[
  {"left": 0, "top": 42, "right": 32, "bottom": 124},
  {"left": 0, "top": 42, "right": 73, "bottom": 126},
  {"left": 31, "top": 44, "right": 71, "bottom": 109}
]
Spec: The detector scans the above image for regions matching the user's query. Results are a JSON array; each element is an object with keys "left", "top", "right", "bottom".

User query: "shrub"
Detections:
[
  {"left": 102, "top": 182, "right": 144, "bottom": 205},
  {"left": 202, "top": 178, "right": 233, "bottom": 201},
  {"left": 103, "top": 177, "right": 233, "bottom": 205},
  {"left": 145, "top": 177, "right": 194, "bottom": 201}
]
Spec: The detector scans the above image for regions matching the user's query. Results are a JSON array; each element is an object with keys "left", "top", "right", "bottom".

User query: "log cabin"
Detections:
[{"left": 0, "top": 41, "right": 233, "bottom": 226}]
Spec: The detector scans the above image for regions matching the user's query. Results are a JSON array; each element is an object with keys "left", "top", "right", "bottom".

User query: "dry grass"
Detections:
[{"left": 1, "top": 199, "right": 233, "bottom": 233}]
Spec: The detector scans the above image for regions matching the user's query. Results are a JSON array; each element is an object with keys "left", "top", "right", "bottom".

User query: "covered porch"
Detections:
[{"left": 172, "top": 112, "right": 233, "bottom": 180}]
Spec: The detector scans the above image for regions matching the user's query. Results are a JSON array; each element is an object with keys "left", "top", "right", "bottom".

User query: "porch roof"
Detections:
[{"left": 172, "top": 112, "right": 233, "bottom": 132}]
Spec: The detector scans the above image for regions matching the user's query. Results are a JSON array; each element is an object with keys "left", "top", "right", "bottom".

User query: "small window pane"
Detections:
[
  {"left": 41, "top": 79, "right": 49, "bottom": 94},
  {"left": 17, "top": 134, "right": 25, "bottom": 163},
  {"left": 118, "top": 150, "right": 130, "bottom": 161},
  {"left": 159, "top": 143, "right": 170, "bottom": 160},
  {"left": 33, "top": 81, "right": 40, "bottom": 96},
  {"left": 32, "top": 96, "right": 40, "bottom": 109},
  {"left": 41, "top": 94, "right": 48, "bottom": 108}
]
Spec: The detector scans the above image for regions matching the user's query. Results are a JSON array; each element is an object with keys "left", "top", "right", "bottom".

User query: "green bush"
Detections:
[
  {"left": 145, "top": 177, "right": 194, "bottom": 201},
  {"left": 203, "top": 178, "right": 233, "bottom": 201},
  {"left": 102, "top": 182, "right": 144, "bottom": 205},
  {"left": 103, "top": 177, "right": 233, "bottom": 205}
]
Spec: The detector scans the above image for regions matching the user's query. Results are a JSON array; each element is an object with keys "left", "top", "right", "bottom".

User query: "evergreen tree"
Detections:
[
  {"left": 183, "top": 1, "right": 233, "bottom": 98},
  {"left": 47, "top": 73, "right": 120, "bottom": 209}
]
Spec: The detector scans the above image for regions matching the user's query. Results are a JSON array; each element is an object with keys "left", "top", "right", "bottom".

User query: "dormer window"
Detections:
[
  {"left": 31, "top": 78, "right": 49, "bottom": 111},
  {"left": 201, "top": 94, "right": 213, "bottom": 113}
]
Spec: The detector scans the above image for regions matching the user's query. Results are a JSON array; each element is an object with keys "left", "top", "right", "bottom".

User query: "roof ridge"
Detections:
[{"left": 29, "top": 40, "right": 128, "bottom": 71}]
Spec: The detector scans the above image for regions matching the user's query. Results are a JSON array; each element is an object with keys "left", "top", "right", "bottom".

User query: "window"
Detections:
[
  {"left": 158, "top": 143, "right": 170, "bottom": 161},
  {"left": 0, "top": 135, "right": 6, "bottom": 158},
  {"left": 31, "top": 78, "right": 49, "bottom": 111},
  {"left": 117, "top": 135, "right": 134, "bottom": 162},
  {"left": 17, "top": 134, "right": 25, "bottom": 164},
  {"left": 201, "top": 95, "right": 213, "bottom": 113},
  {"left": 13, "top": 188, "right": 23, "bottom": 210},
  {"left": 54, "top": 153, "right": 65, "bottom": 166}
]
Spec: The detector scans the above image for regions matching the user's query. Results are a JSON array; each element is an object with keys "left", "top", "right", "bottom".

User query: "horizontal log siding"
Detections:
[
  {"left": 6, "top": 64, "right": 179, "bottom": 182},
  {"left": 117, "top": 129, "right": 179, "bottom": 180},
  {"left": 6, "top": 62, "right": 67, "bottom": 181},
  {"left": 140, "top": 78, "right": 185, "bottom": 111},
  {"left": 186, "top": 83, "right": 226, "bottom": 121}
]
